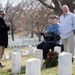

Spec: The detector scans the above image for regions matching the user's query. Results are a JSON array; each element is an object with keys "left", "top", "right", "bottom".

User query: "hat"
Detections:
[{"left": 50, "top": 15, "right": 58, "bottom": 19}]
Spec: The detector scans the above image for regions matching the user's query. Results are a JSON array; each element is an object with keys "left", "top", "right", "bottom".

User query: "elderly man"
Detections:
[
  {"left": 60, "top": 5, "right": 75, "bottom": 60},
  {"left": 0, "top": 10, "right": 11, "bottom": 68},
  {"left": 37, "top": 15, "right": 61, "bottom": 59}
]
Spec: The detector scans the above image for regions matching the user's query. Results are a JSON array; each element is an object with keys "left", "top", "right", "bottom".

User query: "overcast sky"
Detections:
[{"left": 0, "top": 0, "right": 22, "bottom": 7}]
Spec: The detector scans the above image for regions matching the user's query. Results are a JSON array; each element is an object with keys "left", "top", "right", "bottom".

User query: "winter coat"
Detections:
[{"left": 0, "top": 17, "right": 10, "bottom": 48}]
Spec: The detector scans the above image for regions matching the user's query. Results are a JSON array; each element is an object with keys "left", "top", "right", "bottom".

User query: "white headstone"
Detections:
[
  {"left": 9, "top": 51, "right": 12, "bottom": 59},
  {"left": 20, "top": 49, "right": 25, "bottom": 56},
  {"left": 35, "top": 49, "right": 43, "bottom": 68},
  {"left": 12, "top": 52, "right": 21, "bottom": 74},
  {"left": 14, "top": 48, "right": 18, "bottom": 52},
  {"left": 2, "top": 54, "right": 7, "bottom": 59},
  {"left": 58, "top": 52, "right": 72, "bottom": 75},
  {"left": 26, "top": 58, "right": 41, "bottom": 75},
  {"left": 33, "top": 47, "right": 37, "bottom": 53},
  {"left": 28, "top": 45, "right": 33, "bottom": 54},
  {"left": 54, "top": 46, "right": 61, "bottom": 54}
]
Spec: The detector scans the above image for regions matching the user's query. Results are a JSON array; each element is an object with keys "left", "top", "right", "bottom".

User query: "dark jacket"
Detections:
[{"left": 0, "top": 17, "right": 10, "bottom": 48}]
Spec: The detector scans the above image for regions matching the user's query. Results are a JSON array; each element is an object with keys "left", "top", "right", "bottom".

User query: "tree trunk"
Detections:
[
  {"left": 38, "top": 34, "right": 42, "bottom": 41},
  {"left": 11, "top": 24, "right": 14, "bottom": 41},
  {"left": 30, "top": 31, "right": 34, "bottom": 38}
]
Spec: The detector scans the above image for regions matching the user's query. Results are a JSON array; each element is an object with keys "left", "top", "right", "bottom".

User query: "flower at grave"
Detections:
[
  {"left": 48, "top": 52, "right": 53, "bottom": 60},
  {"left": 44, "top": 51, "right": 58, "bottom": 68}
]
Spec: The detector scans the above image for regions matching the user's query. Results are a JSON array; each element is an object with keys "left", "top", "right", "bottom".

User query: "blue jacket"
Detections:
[
  {"left": 44, "top": 23, "right": 60, "bottom": 36},
  {"left": 44, "top": 23, "right": 60, "bottom": 44}
]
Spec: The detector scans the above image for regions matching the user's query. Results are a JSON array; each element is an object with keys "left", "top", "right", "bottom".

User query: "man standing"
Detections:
[
  {"left": 0, "top": 10, "right": 11, "bottom": 68},
  {"left": 60, "top": 5, "right": 75, "bottom": 59}
]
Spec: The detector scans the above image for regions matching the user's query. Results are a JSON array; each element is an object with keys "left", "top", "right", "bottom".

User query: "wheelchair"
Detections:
[{"left": 40, "top": 32, "right": 64, "bottom": 52}]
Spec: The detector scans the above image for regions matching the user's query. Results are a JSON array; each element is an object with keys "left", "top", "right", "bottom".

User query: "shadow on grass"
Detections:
[
  {"left": 7, "top": 66, "right": 26, "bottom": 75},
  {"left": 21, "top": 66, "right": 26, "bottom": 74},
  {"left": 7, "top": 69, "right": 12, "bottom": 75}
]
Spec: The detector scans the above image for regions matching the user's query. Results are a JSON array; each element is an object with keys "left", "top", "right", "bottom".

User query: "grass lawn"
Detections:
[{"left": 0, "top": 47, "right": 75, "bottom": 75}]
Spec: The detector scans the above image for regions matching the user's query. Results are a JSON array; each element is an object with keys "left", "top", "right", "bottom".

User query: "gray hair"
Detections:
[{"left": 62, "top": 5, "right": 69, "bottom": 11}]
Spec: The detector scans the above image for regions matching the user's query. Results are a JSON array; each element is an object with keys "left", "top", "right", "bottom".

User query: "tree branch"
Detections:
[{"left": 38, "top": 0, "right": 55, "bottom": 10}]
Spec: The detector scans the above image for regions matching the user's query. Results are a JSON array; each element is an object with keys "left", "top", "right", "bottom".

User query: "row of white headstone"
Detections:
[
  {"left": 3, "top": 45, "right": 37, "bottom": 59},
  {"left": 11, "top": 46, "right": 72, "bottom": 75},
  {"left": 8, "top": 40, "right": 42, "bottom": 48},
  {"left": 3, "top": 45, "right": 61, "bottom": 59}
]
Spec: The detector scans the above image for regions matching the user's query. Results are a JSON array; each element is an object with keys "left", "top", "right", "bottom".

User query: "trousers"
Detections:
[
  {"left": 62, "top": 33, "right": 74, "bottom": 56},
  {"left": 37, "top": 41, "right": 56, "bottom": 59},
  {"left": 0, "top": 46, "right": 5, "bottom": 63}
]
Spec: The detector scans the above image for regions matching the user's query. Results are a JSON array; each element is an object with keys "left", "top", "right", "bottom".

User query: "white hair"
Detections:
[{"left": 62, "top": 5, "right": 69, "bottom": 11}]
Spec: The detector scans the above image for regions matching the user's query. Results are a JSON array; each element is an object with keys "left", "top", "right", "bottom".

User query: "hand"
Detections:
[
  {"left": 44, "top": 31, "right": 48, "bottom": 34},
  {"left": 5, "top": 22, "right": 11, "bottom": 27}
]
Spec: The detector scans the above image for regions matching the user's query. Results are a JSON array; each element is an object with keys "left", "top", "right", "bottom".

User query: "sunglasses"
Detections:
[{"left": 1, "top": 13, "right": 5, "bottom": 16}]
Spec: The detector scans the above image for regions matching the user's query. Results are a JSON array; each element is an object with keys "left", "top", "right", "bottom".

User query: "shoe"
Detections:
[{"left": 0, "top": 63, "right": 5, "bottom": 68}]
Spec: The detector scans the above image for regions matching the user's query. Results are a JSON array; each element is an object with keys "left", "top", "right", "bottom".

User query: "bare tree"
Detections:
[
  {"left": 4, "top": 0, "right": 25, "bottom": 41},
  {"left": 38, "top": 0, "right": 75, "bottom": 15},
  {"left": 23, "top": 4, "right": 52, "bottom": 41},
  {"left": 33, "top": 7, "right": 51, "bottom": 41},
  {"left": 18, "top": 0, "right": 54, "bottom": 41}
]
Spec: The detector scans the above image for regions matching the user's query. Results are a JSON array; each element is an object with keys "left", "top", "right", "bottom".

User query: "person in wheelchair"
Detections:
[{"left": 37, "top": 15, "right": 64, "bottom": 59}]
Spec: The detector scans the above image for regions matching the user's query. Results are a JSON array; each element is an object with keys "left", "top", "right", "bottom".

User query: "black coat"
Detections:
[{"left": 0, "top": 17, "right": 10, "bottom": 48}]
